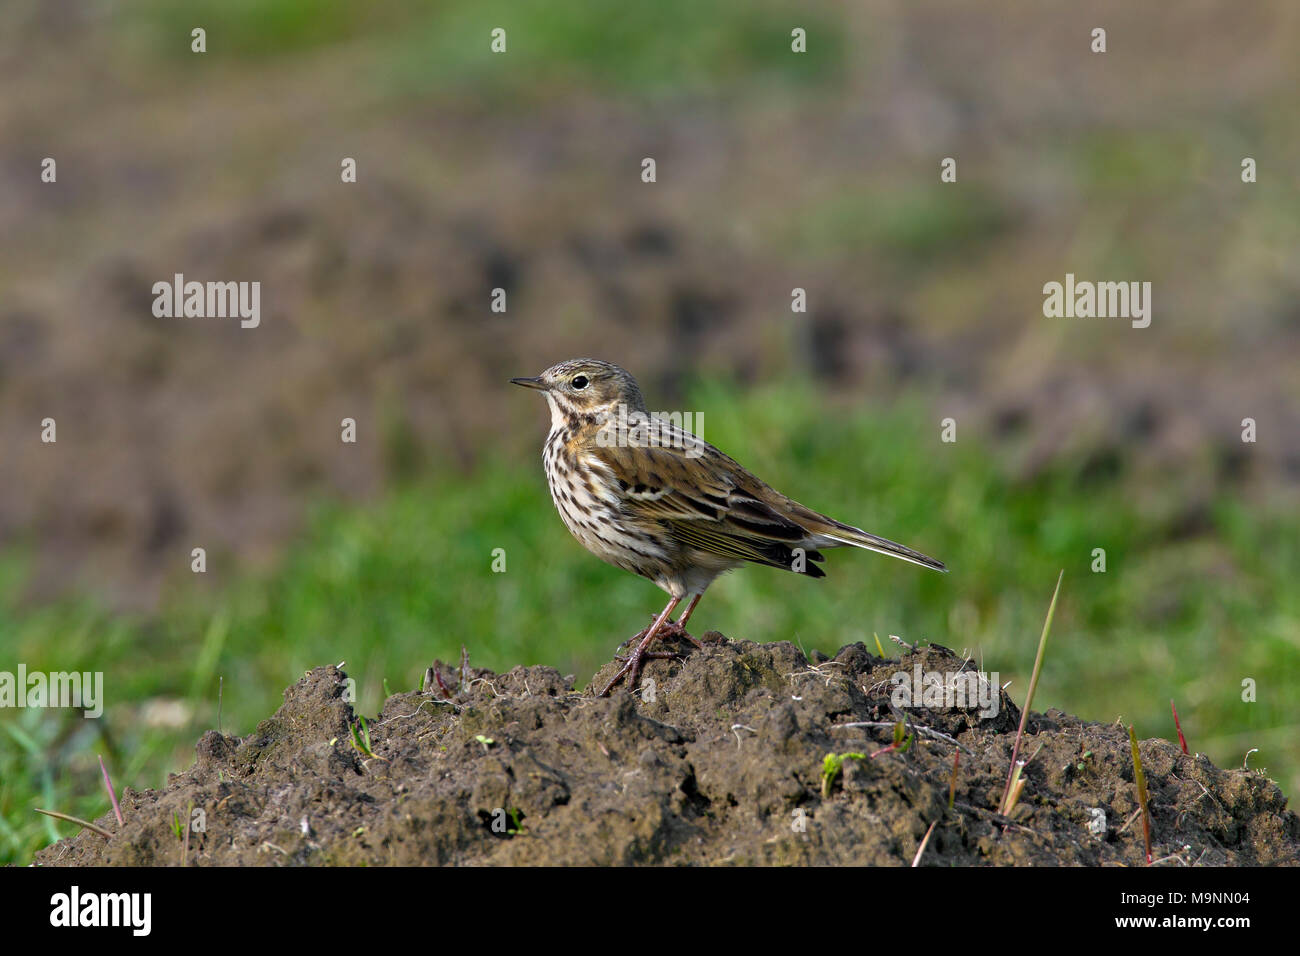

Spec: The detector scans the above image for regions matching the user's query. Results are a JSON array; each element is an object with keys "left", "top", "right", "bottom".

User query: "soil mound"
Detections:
[{"left": 35, "top": 638, "right": 1298, "bottom": 865}]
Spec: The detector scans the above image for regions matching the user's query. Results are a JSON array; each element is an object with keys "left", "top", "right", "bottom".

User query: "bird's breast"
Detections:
[{"left": 541, "top": 431, "right": 671, "bottom": 577}]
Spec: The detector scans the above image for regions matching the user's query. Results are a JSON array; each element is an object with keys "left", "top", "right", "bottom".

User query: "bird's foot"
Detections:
[
  {"left": 616, "top": 626, "right": 651, "bottom": 652},
  {"left": 657, "top": 619, "right": 703, "bottom": 650},
  {"left": 617, "top": 617, "right": 702, "bottom": 652},
  {"left": 599, "top": 642, "right": 686, "bottom": 697},
  {"left": 601, "top": 625, "right": 702, "bottom": 698}
]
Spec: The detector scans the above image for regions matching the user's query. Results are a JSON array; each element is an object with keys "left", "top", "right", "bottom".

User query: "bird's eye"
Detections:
[{"left": 571, "top": 375, "right": 589, "bottom": 389}]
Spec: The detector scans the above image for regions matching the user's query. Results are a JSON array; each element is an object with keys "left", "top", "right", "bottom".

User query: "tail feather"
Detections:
[{"left": 806, "top": 515, "right": 947, "bottom": 572}]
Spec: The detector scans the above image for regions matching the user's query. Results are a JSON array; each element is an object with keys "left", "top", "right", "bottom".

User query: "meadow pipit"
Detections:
[{"left": 512, "top": 359, "right": 946, "bottom": 697}]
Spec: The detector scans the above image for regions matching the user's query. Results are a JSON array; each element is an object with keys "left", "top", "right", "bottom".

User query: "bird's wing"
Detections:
[{"left": 588, "top": 425, "right": 825, "bottom": 573}]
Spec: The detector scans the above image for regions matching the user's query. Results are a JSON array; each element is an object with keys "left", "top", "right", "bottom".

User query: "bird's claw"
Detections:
[
  {"left": 600, "top": 646, "right": 682, "bottom": 697},
  {"left": 601, "top": 630, "right": 701, "bottom": 697},
  {"left": 658, "top": 620, "right": 704, "bottom": 650}
]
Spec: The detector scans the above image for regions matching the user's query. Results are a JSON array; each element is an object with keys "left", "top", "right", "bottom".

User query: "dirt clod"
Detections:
[{"left": 35, "top": 640, "right": 1299, "bottom": 866}]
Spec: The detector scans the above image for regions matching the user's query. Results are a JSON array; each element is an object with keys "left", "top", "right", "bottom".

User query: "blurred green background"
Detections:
[{"left": 2, "top": 1, "right": 1299, "bottom": 863}]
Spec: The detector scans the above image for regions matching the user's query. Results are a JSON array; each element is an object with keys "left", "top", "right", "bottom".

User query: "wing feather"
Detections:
[
  {"left": 588, "top": 424, "right": 826, "bottom": 575},
  {"left": 582, "top": 412, "right": 945, "bottom": 575}
]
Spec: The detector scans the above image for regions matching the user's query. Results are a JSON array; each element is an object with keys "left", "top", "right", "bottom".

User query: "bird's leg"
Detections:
[
  {"left": 618, "top": 593, "right": 702, "bottom": 649},
  {"left": 599, "top": 596, "right": 680, "bottom": 697},
  {"left": 657, "top": 593, "right": 704, "bottom": 649},
  {"left": 617, "top": 592, "right": 704, "bottom": 656}
]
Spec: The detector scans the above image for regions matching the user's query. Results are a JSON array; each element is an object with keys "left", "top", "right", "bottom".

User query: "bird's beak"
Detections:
[{"left": 510, "top": 376, "right": 547, "bottom": 391}]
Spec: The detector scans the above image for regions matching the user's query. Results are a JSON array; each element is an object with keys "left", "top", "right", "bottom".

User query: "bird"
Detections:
[{"left": 511, "top": 359, "right": 946, "bottom": 697}]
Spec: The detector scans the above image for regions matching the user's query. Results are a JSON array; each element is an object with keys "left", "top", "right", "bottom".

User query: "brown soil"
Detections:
[{"left": 34, "top": 638, "right": 1298, "bottom": 866}]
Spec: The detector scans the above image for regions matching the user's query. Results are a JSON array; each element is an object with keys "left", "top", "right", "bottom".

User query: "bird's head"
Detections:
[{"left": 511, "top": 359, "right": 648, "bottom": 425}]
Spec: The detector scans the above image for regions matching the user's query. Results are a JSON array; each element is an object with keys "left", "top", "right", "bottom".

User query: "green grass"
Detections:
[
  {"left": 130, "top": 0, "right": 847, "bottom": 101},
  {"left": 3, "top": 380, "right": 1298, "bottom": 863}
]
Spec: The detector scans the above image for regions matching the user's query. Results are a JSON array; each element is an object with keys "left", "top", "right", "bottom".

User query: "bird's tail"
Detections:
[{"left": 804, "top": 514, "right": 948, "bottom": 572}]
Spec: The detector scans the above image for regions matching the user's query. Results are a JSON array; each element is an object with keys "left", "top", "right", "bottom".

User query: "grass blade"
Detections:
[
  {"left": 98, "top": 755, "right": 124, "bottom": 827},
  {"left": 1000, "top": 569, "right": 1063, "bottom": 815},
  {"left": 34, "top": 808, "right": 113, "bottom": 840},
  {"left": 1128, "top": 725, "right": 1152, "bottom": 865},
  {"left": 912, "top": 820, "right": 938, "bottom": 867},
  {"left": 1170, "top": 699, "right": 1188, "bottom": 755}
]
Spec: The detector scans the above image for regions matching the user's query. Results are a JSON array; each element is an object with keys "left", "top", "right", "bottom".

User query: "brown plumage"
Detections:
[{"left": 512, "top": 359, "right": 946, "bottom": 696}]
